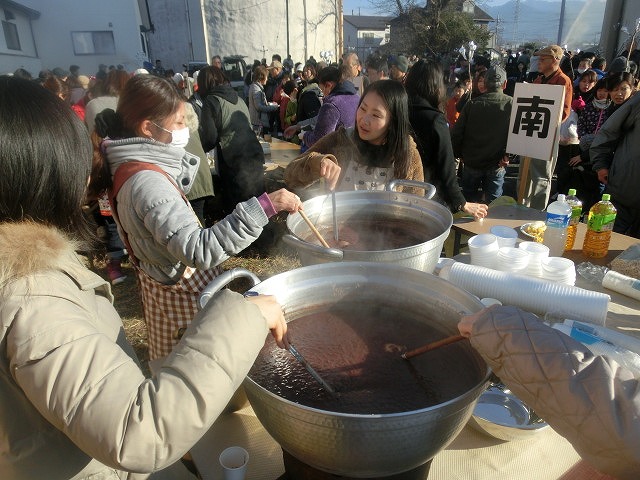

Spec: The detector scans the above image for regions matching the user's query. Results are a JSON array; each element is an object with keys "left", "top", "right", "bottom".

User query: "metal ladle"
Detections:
[{"left": 288, "top": 344, "right": 337, "bottom": 395}]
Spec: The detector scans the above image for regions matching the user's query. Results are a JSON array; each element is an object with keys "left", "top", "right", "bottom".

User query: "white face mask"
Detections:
[
  {"left": 577, "top": 68, "right": 586, "bottom": 74},
  {"left": 169, "top": 126, "right": 190, "bottom": 148},
  {"left": 151, "top": 122, "right": 190, "bottom": 148}
]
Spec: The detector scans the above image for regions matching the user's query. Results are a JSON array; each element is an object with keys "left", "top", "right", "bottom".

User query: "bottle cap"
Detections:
[
  {"left": 557, "top": 194, "right": 566, "bottom": 202},
  {"left": 602, "top": 193, "right": 611, "bottom": 201},
  {"left": 568, "top": 188, "right": 576, "bottom": 196}
]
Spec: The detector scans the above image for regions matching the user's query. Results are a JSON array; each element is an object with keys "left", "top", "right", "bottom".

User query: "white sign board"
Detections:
[{"left": 506, "top": 83, "right": 565, "bottom": 160}]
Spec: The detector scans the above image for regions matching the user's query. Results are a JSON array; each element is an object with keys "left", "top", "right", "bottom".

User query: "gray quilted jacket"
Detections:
[
  {"left": 470, "top": 305, "right": 640, "bottom": 479},
  {"left": 104, "top": 137, "right": 268, "bottom": 284}
]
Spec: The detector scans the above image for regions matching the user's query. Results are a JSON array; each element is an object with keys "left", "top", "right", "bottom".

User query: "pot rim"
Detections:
[
  {"left": 287, "top": 191, "right": 453, "bottom": 254},
  {"left": 245, "top": 367, "right": 491, "bottom": 419}
]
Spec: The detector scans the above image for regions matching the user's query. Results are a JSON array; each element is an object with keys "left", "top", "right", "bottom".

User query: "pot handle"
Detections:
[
  {"left": 386, "top": 179, "right": 436, "bottom": 200},
  {"left": 282, "top": 234, "right": 344, "bottom": 260},
  {"left": 198, "top": 268, "right": 261, "bottom": 310}
]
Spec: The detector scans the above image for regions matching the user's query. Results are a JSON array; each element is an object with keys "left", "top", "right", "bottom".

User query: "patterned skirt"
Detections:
[{"left": 136, "top": 266, "right": 221, "bottom": 360}]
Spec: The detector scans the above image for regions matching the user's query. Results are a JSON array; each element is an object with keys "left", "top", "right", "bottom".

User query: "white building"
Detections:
[
  {"left": 142, "top": 0, "right": 342, "bottom": 72},
  {"left": 1, "top": 0, "right": 147, "bottom": 76},
  {"left": 343, "top": 15, "right": 392, "bottom": 62}
]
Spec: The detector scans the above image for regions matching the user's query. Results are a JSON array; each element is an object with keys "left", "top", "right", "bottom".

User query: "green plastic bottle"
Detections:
[
  {"left": 564, "top": 189, "right": 583, "bottom": 251},
  {"left": 582, "top": 194, "right": 617, "bottom": 258}
]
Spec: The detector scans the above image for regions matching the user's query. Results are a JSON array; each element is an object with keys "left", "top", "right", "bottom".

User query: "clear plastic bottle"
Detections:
[
  {"left": 582, "top": 194, "right": 617, "bottom": 258},
  {"left": 564, "top": 188, "right": 583, "bottom": 251},
  {"left": 542, "top": 194, "right": 571, "bottom": 256}
]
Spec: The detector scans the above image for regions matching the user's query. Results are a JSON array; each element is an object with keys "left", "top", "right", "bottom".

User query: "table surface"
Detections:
[
  {"left": 452, "top": 204, "right": 636, "bottom": 266},
  {"left": 451, "top": 204, "right": 640, "bottom": 338},
  {"left": 192, "top": 402, "right": 585, "bottom": 480},
  {"left": 189, "top": 202, "right": 636, "bottom": 480},
  {"left": 265, "top": 138, "right": 301, "bottom": 168}
]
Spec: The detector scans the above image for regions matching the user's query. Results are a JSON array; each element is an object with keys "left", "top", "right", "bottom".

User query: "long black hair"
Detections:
[
  {"left": 404, "top": 59, "right": 446, "bottom": 112},
  {"left": 0, "top": 76, "right": 93, "bottom": 241},
  {"left": 354, "top": 80, "right": 411, "bottom": 180}
]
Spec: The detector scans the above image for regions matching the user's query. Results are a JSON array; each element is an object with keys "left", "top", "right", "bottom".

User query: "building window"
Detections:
[
  {"left": 2, "top": 20, "right": 20, "bottom": 50},
  {"left": 363, "top": 32, "right": 374, "bottom": 45},
  {"left": 71, "top": 31, "right": 116, "bottom": 55}
]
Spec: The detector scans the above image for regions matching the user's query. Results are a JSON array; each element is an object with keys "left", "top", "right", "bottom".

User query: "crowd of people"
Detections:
[{"left": 1, "top": 41, "right": 639, "bottom": 479}]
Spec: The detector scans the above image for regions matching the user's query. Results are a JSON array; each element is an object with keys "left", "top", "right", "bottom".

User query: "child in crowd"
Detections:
[{"left": 446, "top": 81, "right": 465, "bottom": 128}]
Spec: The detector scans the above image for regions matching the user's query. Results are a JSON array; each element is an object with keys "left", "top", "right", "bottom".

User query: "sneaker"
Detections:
[{"left": 107, "top": 260, "right": 127, "bottom": 285}]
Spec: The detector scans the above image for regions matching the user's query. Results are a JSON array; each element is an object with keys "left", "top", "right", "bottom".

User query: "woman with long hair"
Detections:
[
  {"left": 405, "top": 59, "right": 487, "bottom": 218},
  {"left": 90, "top": 74, "right": 299, "bottom": 362},
  {"left": 0, "top": 75, "right": 287, "bottom": 479},
  {"left": 284, "top": 80, "right": 424, "bottom": 195}
]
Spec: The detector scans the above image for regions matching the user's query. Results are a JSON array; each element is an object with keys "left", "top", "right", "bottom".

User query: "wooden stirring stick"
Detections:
[
  {"left": 299, "top": 210, "right": 331, "bottom": 248},
  {"left": 402, "top": 335, "right": 466, "bottom": 360}
]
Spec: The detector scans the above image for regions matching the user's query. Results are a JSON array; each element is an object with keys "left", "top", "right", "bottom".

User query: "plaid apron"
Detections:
[
  {"left": 136, "top": 265, "right": 221, "bottom": 360},
  {"left": 108, "top": 161, "right": 223, "bottom": 361}
]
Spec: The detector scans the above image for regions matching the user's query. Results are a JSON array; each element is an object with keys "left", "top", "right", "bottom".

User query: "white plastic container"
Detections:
[
  {"left": 496, "top": 247, "right": 529, "bottom": 273},
  {"left": 490, "top": 225, "right": 518, "bottom": 247},
  {"left": 541, "top": 257, "right": 576, "bottom": 285},
  {"left": 518, "top": 241, "right": 550, "bottom": 278},
  {"left": 542, "top": 194, "right": 571, "bottom": 257},
  {"left": 468, "top": 233, "right": 499, "bottom": 269}
]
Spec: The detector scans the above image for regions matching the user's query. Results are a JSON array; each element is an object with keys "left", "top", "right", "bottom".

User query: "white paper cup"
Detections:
[
  {"left": 490, "top": 225, "right": 518, "bottom": 247},
  {"left": 219, "top": 446, "right": 249, "bottom": 480},
  {"left": 468, "top": 233, "right": 499, "bottom": 269}
]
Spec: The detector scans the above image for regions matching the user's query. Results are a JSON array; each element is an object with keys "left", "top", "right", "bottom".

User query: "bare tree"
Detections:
[{"left": 367, "top": 0, "right": 421, "bottom": 16}]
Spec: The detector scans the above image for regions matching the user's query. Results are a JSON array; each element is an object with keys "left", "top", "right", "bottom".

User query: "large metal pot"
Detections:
[
  {"left": 200, "top": 263, "right": 490, "bottom": 478},
  {"left": 283, "top": 180, "right": 453, "bottom": 273}
]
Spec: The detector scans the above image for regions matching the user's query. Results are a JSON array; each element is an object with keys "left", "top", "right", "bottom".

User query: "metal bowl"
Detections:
[
  {"left": 283, "top": 181, "right": 453, "bottom": 273},
  {"left": 199, "top": 263, "right": 490, "bottom": 478},
  {"left": 468, "top": 385, "right": 549, "bottom": 441}
]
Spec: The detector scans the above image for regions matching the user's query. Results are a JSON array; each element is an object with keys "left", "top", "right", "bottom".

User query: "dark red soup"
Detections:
[
  {"left": 249, "top": 301, "right": 483, "bottom": 414},
  {"left": 303, "top": 216, "right": 434, "bottom": 250}
]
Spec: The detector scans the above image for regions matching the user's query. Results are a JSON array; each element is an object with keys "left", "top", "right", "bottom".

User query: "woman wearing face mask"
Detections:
[
  {"left": 284, "top": 80, "right": 424, "bottom": 195},
  {"left": 90, "top": 75, "right": 300, "bottom": 363}
]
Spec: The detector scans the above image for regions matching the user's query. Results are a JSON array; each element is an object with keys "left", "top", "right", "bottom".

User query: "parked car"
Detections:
[{"left": 222, "top": 55, "right": 248, "bottom": 100}]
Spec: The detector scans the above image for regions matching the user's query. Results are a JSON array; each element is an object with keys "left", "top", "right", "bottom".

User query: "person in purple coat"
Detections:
[{"left": 285, "top": 66, "right": 360, "bottom": 147}]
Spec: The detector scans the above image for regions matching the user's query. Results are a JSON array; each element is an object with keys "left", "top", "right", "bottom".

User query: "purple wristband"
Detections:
[{"left": 258, "top": 192, "right": 278, "bottom": 218}]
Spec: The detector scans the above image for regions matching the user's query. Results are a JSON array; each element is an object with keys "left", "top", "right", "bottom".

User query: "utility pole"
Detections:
[
  {"left": 303, "top": 0, "right": 308, "bottom": 62},
  {"left": 557, "top": 0, "right": 566, "bottom": 45},
  {"left": 286, "top": 0, "right": 290, "bottom": 59}
]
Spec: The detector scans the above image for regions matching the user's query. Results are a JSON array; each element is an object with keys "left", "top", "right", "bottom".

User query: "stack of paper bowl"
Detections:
[
  {"left": 496, "top": 247, "right": 530, "bottom": 274},
  {"left": 541, "top": 257, "right": 576, "bottom": 285},
  {"left": 490, "top": 225, "right": 518, "bottom": 248},
  {"left": 518, "top": 241, "right": 550, "bottom": 278},
  {"left": 468, "top": 233, "right": 499, "bottom": 269}
]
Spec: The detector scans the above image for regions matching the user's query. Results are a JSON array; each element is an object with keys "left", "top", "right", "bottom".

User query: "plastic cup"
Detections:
[
  {"left": 468, "top": 233, "right": 499, "bottom": 269},
  {"left": 219, "top": 446, "right": 249, "bottom": 480},
  {"left": 490, "top": 225, "right": 518, "bottom": 247}
]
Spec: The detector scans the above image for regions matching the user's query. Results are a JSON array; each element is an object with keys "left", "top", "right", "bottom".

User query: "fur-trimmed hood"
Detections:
[{"left": 0, "top": 222, "right": 107, "bottom": 295}]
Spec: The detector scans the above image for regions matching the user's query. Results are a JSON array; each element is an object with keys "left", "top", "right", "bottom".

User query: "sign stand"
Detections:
[{"left": 517, "top": 156, "right": 531, "bottom": 204}]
